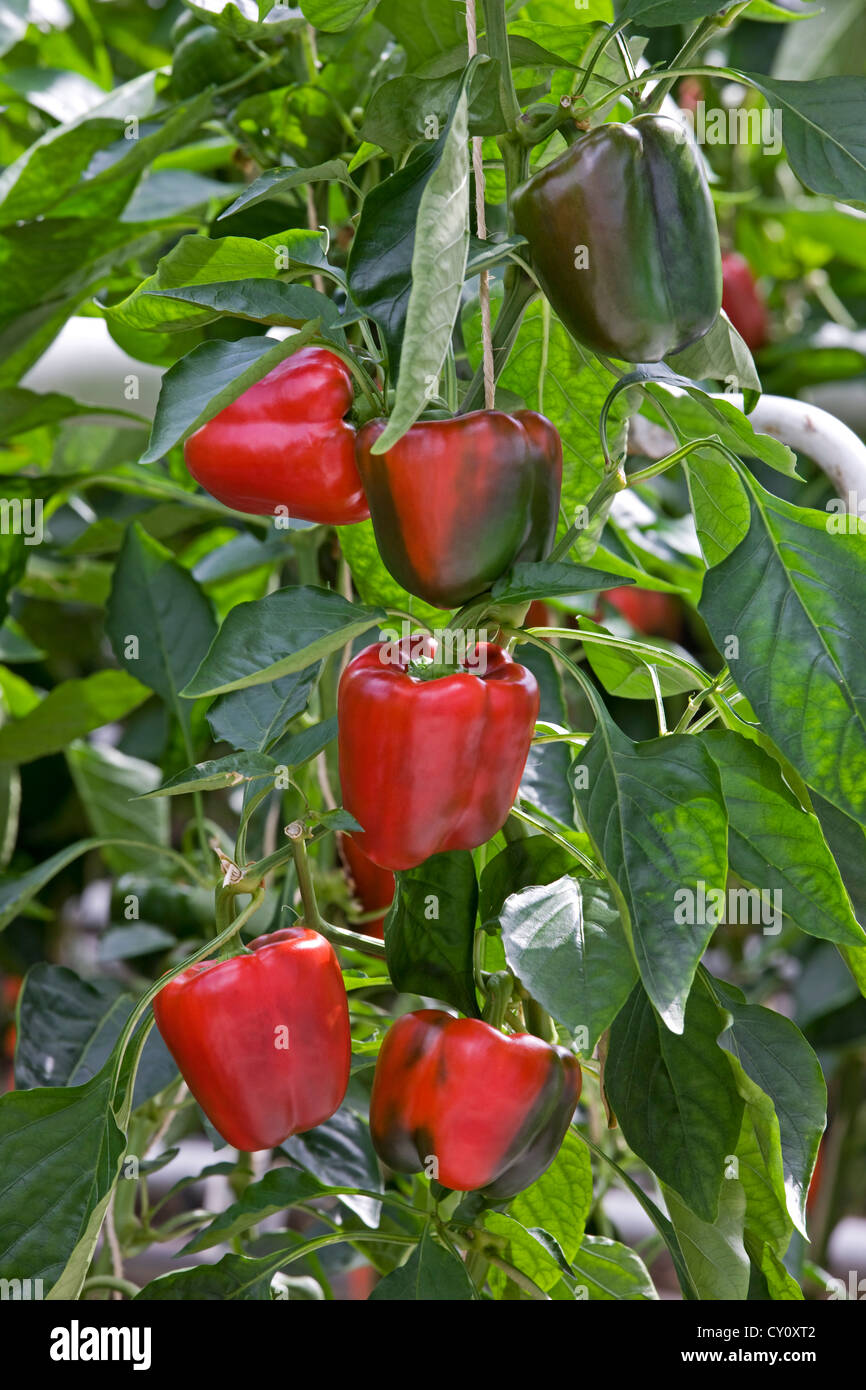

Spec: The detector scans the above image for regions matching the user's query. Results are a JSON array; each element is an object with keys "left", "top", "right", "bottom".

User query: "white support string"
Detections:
[{"left": 466, "top": 0, "right": 495, "bottom": 411}]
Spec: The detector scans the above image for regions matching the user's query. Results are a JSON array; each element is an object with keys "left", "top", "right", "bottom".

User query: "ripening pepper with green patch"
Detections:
[
  {"left": 512, "top": 114, "right": 722, "bottom": 363},
  {"left": 370, "top": 1010, "right": 582, "bottom": 1199},
  {"left": 354, "top": 409, "right": 562, "bottom": 609}
]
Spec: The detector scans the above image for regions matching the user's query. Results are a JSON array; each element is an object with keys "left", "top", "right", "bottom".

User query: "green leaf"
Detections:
[
  {"left": 0, "top": 387, "right": 142, "bottom": 440},
  {"left": 518, "top": 641, "right": 574, "bottom": 828},
  {"left": 299, "top": 0, "right": 372, "bottom": 32},
  {"left": 735, "top": 1104, "right": 791, "bottom": 1253},
  {"left": 569, "top": 1234, "right": 658, "bottom": 1300},
  {"left": 0, "top": 1059, "right": 125, "bottom": 1292},
  {"left": 281, "top": 1106, "right": 383, "bottom": 1228},
  {"left": 686, "top": 452, "right": 752, "bottom": 567},
  {"left": 144, "top": 281, "right": 359, "bottom": 334},
  {"left": 605, "top": 978, "right": 745, "bottom": 1222},
  {"left": 141, "top": 326, "right": 321, "bottom": 463},
  {"left": 577, "top": 616, "right": 701, "bottom": 700},
  {"left": 479, "top": 836, "right": 577, "bottom": 929},
  {"left": 755, "top": 1242, "right": 804, "bottom": 1300},
  {"left": 500, "top": 876, "right": 635, "bottom": 1052},
  {"left": 15, "top": 963, "right": 176, "bottom": 1107},
  {"left": 270, "top": 715, "right": 338, "bottom": 768},
  {"left": 742, "top": 73, "right": 866, "bottom": 201},
  {"left": 181, "top": 1168, "right": 354, "bottom": 1253},
  {"left": 0, "top": 837, "right": 106, "bottom": 932},
  {"left": 66, "top": 744, "right": 169, "bottom": 874},
  {"left": 208, "top": 667, "right": 319, "bottom": 753},
  {"left": 143, "top": 752, "right": 276, "bottom": 798},
  {"left": 376, "top": 0, "right": 466, "bottom": 70},
  {"left": 361, "top": 81, "right": 470, "bottom": 444},
  {"left": 183, "top": 586, "right": 385, "bottom": 698},
  {"left": 136, "top": 1249, "right": 286, "bottom": 1300},
  {"left": 360, "top": 63, "right": 505, "bottom": 159},
  {"left": 349, "top": 67, "right": 470, "bottom": 377},
  {"left": 385, "top": 851, "right": 479, "bottom": 1017},
  {"left": 218, "top": 160, "right": 352, "bottom": 220},
  {"left": 664, "top": 1182, "right": 750, "bottom": 1301},
  {"left": 105, "top": 523, "right": 217, "bottom": 734},
  {"left": 571, "top": 711, "right": 728, "bottom": 1032},
  {"left": 619, "top": 0, "right": 751, "bottom": 23},
  {"left": 491, "top": 561, "right": 626, "bottom": 604},
  {"left": 483, "top": 1211, "right": 569, "bottom": 1294},
  {"left": 108, "top": 233, "right": 285, "bottom": 333},
  {"left": 650, "top": 387, "right": 797, "bottom": 479},
  {"left": 369, "top": 1227, "right": 476, "bottom": 1300},
  {"left": 182, "top": 1, "right": 306, "bottom": 37},
  {"left": 710, "top": 976, "right": 826, "bottom": 1236},
  {"left": 0, "top": 670, "right": 149, "bottom": 765},
  {"left": 699, "top": 729, "right": 866, "bottom": 950},
  {"left": 666, "top": 312, "right": 761, "bottom": 398},
  {"left": 699, "top": 483, "right": 866, "bottom": 826},
  {"left": 490, "top": 1128, "right": 593, "bottom": 1294}
]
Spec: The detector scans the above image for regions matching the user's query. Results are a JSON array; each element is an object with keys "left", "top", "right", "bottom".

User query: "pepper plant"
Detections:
[{"left": 1, "top": 0, "right": 866, "bottom": 1305}]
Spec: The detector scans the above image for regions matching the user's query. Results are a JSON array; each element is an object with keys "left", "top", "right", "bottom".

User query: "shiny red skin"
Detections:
[
  {"left": 183, "top": 347, "right": 369, "bottom": 525},
  {"left": 338, "top": 639, "right": 539, "bottom": 871},
  {"left": 605, "top": 586, "right": 682, "bottom": 641},
  {"left": 339, "top": 833, "right": 395, "bottom": 940},
  {"left": 152, "top": 927, "right": 350, "bottom": 1151},
  {"left": 355, "top": 410, "right": 562, "bottom": 609},
  {"left": 370, "top": 1010, "right": 581, "bottom": 1199},
  {"left": 722, "top": 253, "right": 768, "bottom": 352}
]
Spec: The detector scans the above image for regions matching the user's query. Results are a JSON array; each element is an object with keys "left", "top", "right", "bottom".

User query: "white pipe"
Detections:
[{"left": 630, "top": 389, "right": 866, "bottom": 504}]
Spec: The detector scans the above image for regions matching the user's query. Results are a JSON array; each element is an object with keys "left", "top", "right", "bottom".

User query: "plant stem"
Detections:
[
  {"left": 481, "top": 0, "right": 521, "bottom": 129},
  {"left": 286, "top": 822, "right": 388, "bottom": 959},
  {"left": 482, "top": 970, "right": 514, "bottom": 1028},
  {"left": 81, "top": 1275, "right": 141, "bottom": 1299},
  {"left": 642, "top": 6, "right": 751, "bottom": 114}
]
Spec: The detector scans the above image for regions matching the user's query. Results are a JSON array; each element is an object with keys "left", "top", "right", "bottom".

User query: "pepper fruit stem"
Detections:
[
  {"left": 286, "top": 822, "right": 388, "bottom": 960},
  {"left": 482, "top": 971, "right": 514, "bottom": 1030}
]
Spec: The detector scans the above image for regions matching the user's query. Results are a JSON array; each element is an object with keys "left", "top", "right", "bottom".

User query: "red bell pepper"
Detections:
[
  {"left": 354, "top": 410, "right": 562, "bottom": 609},
  {"left": 370, "top": 1010, "right": 581, "bottom": 1199},
  {"left": 338, "top": 638, "right": 539, "bottom": 871},
  {"left": 339, "top": 833, "right": 394, "bottom": 940},
  {"left": 183, "top": 346, "right": 370, "bottom": 525},
  {"left": 153, "top": 926, "right": 350, "bottom": 1151},
  {"left": 722, "top": 252, "right": 768, "bottom": 352}
]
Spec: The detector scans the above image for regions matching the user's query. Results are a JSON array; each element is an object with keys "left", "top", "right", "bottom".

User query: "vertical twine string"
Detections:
[{"left": 466, "top": 0, "right": 495, "bottom": 411}]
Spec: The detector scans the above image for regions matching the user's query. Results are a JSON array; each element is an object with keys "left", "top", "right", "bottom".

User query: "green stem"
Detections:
[
  {"left": 81, "top": 1275, "right": 141, "bottom": 1299},
  {"left": 574, "top": 21, "right": 629, "bottom": 99},
  {"left": 642, "top": 8, "right": 750, "bottom": 114},
  {"left": 524, "top": 997, "right": 558, "bottom": 1043},
  {"left": 286, "top": 823, "right": 388, "bottom": 959},
  {"left": 509, "top": 804, "right": 601, "bottom": 878},
  {"left": 482, "top": 971, "right": 514, "bottom": 1029},
  {"left": 482, "top": 0, "right": 521, "bottom": 129},
  {"left": 460, "top": 269, "right": 537, "bottom": 414}
]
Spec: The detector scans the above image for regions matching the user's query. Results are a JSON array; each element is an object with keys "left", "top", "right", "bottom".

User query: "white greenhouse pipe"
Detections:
[
  {"left": 630, "top": 388, "right": 866, "bottom": 504},
  {"left": 727, "top": 391, "right": 866, "bottom": 500}
]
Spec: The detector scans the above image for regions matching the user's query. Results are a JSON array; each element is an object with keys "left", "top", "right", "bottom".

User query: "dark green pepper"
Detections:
[{"left": 512, "top": 115, "right": 722, "bottom": 363}]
